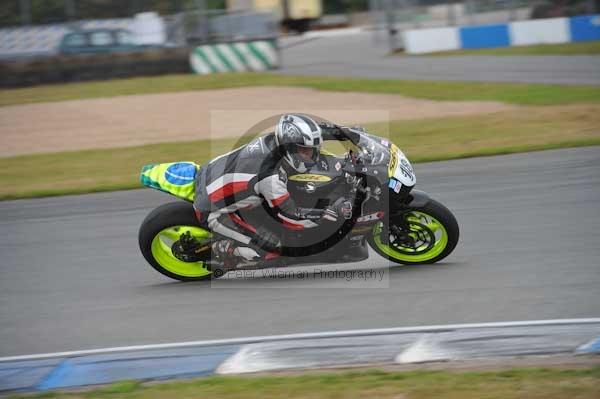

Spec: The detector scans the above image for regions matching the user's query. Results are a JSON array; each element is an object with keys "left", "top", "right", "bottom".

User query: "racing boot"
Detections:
[
  {"left": 211, "top": 239, "right": 237, "bottom": 270},
  {"left": 211, "top": 240, "right": 262, "bottom": 269}
]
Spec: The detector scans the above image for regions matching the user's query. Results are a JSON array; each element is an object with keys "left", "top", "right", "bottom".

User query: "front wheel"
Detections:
[
  {"left": 367, "top": 199, "right": 459, "bottom": 265},
  {"left": 139, "top": 201, "right": 214, "bottom": 281}
]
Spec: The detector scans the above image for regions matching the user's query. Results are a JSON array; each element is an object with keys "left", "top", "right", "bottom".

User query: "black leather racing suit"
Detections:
[{"left": 193, "top": 133, "right": 329, "bottom": 258}]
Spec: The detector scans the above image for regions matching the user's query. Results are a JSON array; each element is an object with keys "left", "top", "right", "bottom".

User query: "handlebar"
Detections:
[{"left": 319, "top": 123, "right": 361, "bottom": 143}]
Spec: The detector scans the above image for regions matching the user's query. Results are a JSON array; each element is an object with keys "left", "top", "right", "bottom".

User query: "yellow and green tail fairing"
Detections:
[{"left": 140, "top": 162, "right": 198, "bottom": 202}]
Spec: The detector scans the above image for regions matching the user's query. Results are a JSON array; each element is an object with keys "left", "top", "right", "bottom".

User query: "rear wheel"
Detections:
[
  {"left": 139, "top": 201, "right": 214, "bottom": 281},
  {"left": 368, "top": 199, "right": 459, "bottom": 265}
]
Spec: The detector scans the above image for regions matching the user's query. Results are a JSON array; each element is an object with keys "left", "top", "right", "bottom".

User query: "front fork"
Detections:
[{"left": 381, "top": 187, "right": 431, "bottom": 245}]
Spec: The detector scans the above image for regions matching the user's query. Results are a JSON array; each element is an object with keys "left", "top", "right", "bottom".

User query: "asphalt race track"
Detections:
[
  {"left": 278, "top": 32, "right": 600, "bottom": 85},
  {"left": 1, "top": 147, "right": 599, "bottom": 357}
]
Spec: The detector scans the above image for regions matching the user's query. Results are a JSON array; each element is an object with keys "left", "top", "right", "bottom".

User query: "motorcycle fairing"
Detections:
[
  {"left": 140, "top": 162, "right": 198, "bottom": 202},
  {"left": 349, "top": 131, "right": 415, "bottom": 189},
  {"left": 387, "top": 143, "right": 416, "bottom": 188}
]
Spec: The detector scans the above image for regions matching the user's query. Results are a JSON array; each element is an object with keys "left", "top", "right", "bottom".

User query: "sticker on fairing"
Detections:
[
  {"left": 388, "top": 178, "right": 402, "bottom": 193},
  {"left": 165, "top": 163, "right": 197, "bottom": 186},
  {"left": 140, "top": 162, "right": 198, "bottom": 201},
  {"left": 388, "top": 144, "right": 415, "bottom": 187},
  {"left": 357, "top": 212, "right": 383, "bottom": 223},
  {"left": 289, "top": 174, "right": 332, "bottom": 182}
]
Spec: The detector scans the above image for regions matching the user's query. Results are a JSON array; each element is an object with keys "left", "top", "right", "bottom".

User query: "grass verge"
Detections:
[
  {"left": 8, "top": 367, "right": 600, "bottom": 399},
  {"left": 424, "top": 40, "right": 600, "bottom": 56},
  {"left": 1, "top": 73, "right": 600, "bottom": 107},
  {"left": 1, "top": 105, "right": 599, "bottom": 201}
]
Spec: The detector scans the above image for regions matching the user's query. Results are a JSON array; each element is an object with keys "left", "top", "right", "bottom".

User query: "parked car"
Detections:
[{"left": 59, "top": 29, "right": 153, "bottom": 54}]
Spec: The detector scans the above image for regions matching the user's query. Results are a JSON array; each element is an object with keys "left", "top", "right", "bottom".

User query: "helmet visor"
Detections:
[
  {"left": 291, "top": 144, "right": 320, "bottom": 166},
  {"left": 288, "top": 144, "right": 320, "bottom": 168}
]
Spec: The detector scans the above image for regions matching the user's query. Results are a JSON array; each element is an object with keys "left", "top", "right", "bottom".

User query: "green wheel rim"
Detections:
[
  {"left": 373, "top": 211, "right": 448, "bottom": 262},
  {"left": 150, "top": 226, "right": 212, "bottom": 278}
]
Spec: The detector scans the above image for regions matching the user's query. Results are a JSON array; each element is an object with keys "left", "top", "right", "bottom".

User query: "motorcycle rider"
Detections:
[{"left": 193, "top": 114, "right": 352, "bottom": 266}]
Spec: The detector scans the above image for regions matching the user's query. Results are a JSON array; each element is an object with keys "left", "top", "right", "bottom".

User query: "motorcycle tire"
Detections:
[
  {"left": 367, "top": 198, "right": 459, "bottom": 265},
  {"left": 139, "top": 201, "right": 215, "bottom": 282}
]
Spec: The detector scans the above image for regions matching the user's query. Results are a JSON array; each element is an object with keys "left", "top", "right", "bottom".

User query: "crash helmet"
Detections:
[{"left": 274, "top": 114, "right": 322, "bottom": 173}]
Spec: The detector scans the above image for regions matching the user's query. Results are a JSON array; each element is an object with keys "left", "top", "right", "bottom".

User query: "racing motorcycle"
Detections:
[{"left": 138, "top": 125, "right": 459, "bottom": 281}]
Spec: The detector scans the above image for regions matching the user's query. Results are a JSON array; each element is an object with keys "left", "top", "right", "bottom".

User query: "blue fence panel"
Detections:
[
  {"left": 569, "top": 14, "right": 600, "bottom": 42},
  {"left": 459, "top": 24, "right": 510, "bottom": 49}
]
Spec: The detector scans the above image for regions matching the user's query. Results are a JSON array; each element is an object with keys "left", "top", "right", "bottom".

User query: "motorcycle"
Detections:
[{"left": 138, "top": 125, "right": 459, "bottom": 281}]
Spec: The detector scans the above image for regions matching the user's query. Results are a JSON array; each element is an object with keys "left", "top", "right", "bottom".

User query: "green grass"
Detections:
[
  {"left": 1, "top": 72, "right": 600, "bottom": 107},
  {"left": 424, "top": 40, "right": 600, "bottom": 56},
  {"left": 0, "top": 137, "right": 247, "bottom": 200},
  {"left": 1, "top": 104, "right": 599, "bottom": 200},
  {"left": 8, "top": 367, "right": 600, "bottom": 399}
]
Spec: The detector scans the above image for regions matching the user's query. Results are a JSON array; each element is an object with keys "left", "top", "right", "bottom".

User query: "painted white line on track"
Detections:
[{"left": 1, "top": 318, "right": 599, "bottom": 363}]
